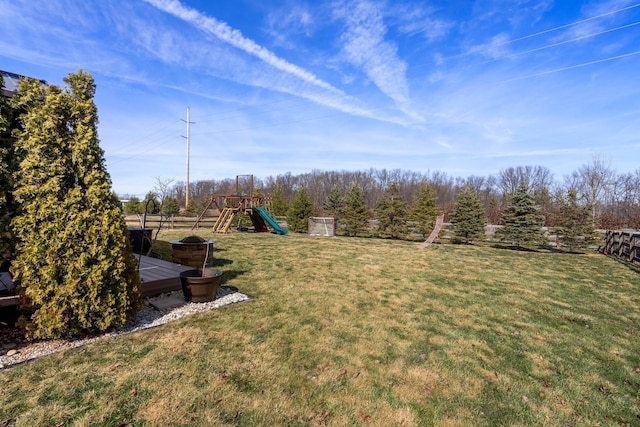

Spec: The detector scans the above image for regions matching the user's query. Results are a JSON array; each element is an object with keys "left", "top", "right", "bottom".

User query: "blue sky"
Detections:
[{"left": 1, "top": 0, "right": 639, "bottom": 197}]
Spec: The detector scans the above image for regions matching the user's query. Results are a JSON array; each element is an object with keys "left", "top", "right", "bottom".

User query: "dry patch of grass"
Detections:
[{"left": 1, "top": 232, "right": 639, "bottom": 426}]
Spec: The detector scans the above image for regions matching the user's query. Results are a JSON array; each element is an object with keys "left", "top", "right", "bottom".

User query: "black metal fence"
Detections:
[{"left": 604, "top": 230, "right": 640, "bottom": 263}]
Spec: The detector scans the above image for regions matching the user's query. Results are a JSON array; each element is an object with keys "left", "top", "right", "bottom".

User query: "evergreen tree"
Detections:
[
  {"left": 161, "top": 196, "right": 180, "bottom": 215},
  {"left": 10, "top": 71, "right": 142, "bottom": 339},
  {"left": 375, "top": 182, "right": 409, "bottom": 239},
  {"left": 323, "top": 185, "right": 344, "bottom": 222},
  {"left": 142, "top": 191, "right": 160, "bottom": 213},
  {"left": 287, "top": 187, "right": 314, "bottom": 233},
  {"left": 123, "top": 196, "right": 142, "bottom": 213},
  {"left": 450, "top": 188, "right": 486, "bottom": 244},
  {"left": 184, "top": 198, "right": 208, "bottom": 215},
  {"left": 497, "top": 182, "right": 546, "bottom": 248},
  {"left": 409, "top": 181, "right": 439, "bottom": 239},
  {"left": 270, "top": 183, "right": 288, "bottom": 216},
  {"left": 555, "top": 188, "right": 600, "bottom": 252},
  {"left": 0, "top": 75, "right": 17, "bottom": 267},
  {"left": 341, "top": 184, "right": 369, "bottom": 237}
]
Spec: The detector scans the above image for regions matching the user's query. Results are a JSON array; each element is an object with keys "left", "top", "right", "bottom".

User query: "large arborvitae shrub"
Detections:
[
  {"left": 0, "top": 75, "right": 21, "bottom": 270},
  {"left": 10, "top": 70, "right": 142, "bottom": 339}
]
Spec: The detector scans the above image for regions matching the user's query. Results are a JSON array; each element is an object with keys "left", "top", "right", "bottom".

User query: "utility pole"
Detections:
[{"left": 181, "top": 108, "right": 195, "bottom": 208}]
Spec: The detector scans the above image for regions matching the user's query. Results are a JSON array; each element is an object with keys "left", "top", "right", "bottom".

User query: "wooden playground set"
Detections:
[
  {"left": 187, "top": 174, "right": 446, "bottom": 248},
  {"left": 191, "top": 175, "right": 287, "bottom": 235}
]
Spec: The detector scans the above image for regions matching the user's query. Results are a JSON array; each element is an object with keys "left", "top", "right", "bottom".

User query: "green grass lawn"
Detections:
[{"left": 1, "top": 231, "right": 639, "bottom": 426}]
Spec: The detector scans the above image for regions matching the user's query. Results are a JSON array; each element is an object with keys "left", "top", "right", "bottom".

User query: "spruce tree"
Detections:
[
  {"left": 323, "top": 185, "right": 344, "bottom": 223},
  {"left": 555, "top": 188, "right": 599, "bottom": 252},
  {"left": 409, "top": 182, "right": 439, "bottom": 239},
  {"left": 375, "top": 182, "right": 409, "bottom": 239},
  {"left": 450, "top": 188, "right": 486, "bottom": 244},
  {"left": 161, "top": 196, "right": 180, "bottom": 215},
  {"left": 270, "top": 183, "right": 288, "bottom": 216},
  {"left": 287, "top": 187, "right": 314, "bottom": 233},
  {"left": 497, "top": 182, "right": 546, "bottom": 249},
  {"left": 184, "top": 198, "right": 208, "bottom": 215},
  {"left": 10, "top": 71, "right": 142, "bottom": 339},
  {"left": 123, "top": 196, "right": 142, "bottom": 213},
  {"left": 341, "top": 183, "right": 369, "bottom": 237}
]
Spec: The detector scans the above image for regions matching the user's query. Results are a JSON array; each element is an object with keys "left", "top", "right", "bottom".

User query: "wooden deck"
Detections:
[
  {"left": 0, "top": 256, "right": 193, "bottom": 306},
  {"left": 0, "top": 295, "right": 19, "bottom": 308},
  {"left": 138, "top": 255, "right": 193, "bottom": 297}
]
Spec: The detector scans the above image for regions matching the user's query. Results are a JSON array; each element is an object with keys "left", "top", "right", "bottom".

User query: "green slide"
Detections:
[{"left": 252, "top": 207, "right": 288, "bottom": 235}]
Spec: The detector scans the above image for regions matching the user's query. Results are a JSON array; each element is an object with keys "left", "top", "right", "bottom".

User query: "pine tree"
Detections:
[
  {"left": 323, "top": 185, "right": 344, "bottom": 223},
  {"left": 270, "top": 183, "right": 288, "bottom": 216},
  {"left": 341, "top": 184, "right": 369, "bottom": 237},
  {"left": 123, "top": 196, "right": 142, "bottom": 213},
  {"left": 184, "top": 198, "right": 208, "bottom": 215},
  {"left": 143, "top": 192, "right": 160, "bottom": 213},
  {"left": 555, "top": 188, "right": 599, "bottom": 252},
  {"left": 161, "top": 196, "right": 180, "bottom": 215},
  {"left": 375, "top": 182, "right": 408, "bottom": 239},
  {"left": 409, "top": 182, "right": 439, "bottom": 239},
  {"left": 497, "top": 182, "right": 546, "bottom": 248},
  {"left": 287, "top": 187, "right": 314, "bottom": 233},
  {"left": 450, "top": 188, "right": 486, "bottom": 244},
  {"left": 10, "top": 71, "right": 142, "bottom": 339}
]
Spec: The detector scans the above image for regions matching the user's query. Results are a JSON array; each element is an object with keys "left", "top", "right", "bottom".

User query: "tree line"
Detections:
[
  {"left": 127, "top": 161, "right": 640, "bottom": 231},
  {"left": 127, "top": 170, "right": 600, "bottom": 252}
]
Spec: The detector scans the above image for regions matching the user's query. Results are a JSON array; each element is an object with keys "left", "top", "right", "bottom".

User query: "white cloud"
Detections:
[
  {"left": 136, "top": 0, "right": 419, "bottom": 126},
  {"left": 390, "top": 3, "right": 454, "bottom": 42},
  {"left": 467, "top": 33, "right": 513, "bottom": 60},
  {"left": 333, "top": 0, "right": 423, "bottom": 122},
  {"left": 264, "top": 6, "right": 315, "bottom": 46},
  {"left": 144, "top": 0, "right": 344, "bottom": 95}
]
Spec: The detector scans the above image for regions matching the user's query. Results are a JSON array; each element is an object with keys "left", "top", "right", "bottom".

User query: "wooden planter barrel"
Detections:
[
  {"left": 180, "top": 269, "right": 222, "bottom": 302},
  {"left": 170, "top": 236, "right": 215, "bottom": 268}
]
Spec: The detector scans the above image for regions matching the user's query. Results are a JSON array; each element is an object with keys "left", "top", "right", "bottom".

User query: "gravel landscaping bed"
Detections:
[{"left": 0, "top": 287, "right": 250, "bottom": 369}]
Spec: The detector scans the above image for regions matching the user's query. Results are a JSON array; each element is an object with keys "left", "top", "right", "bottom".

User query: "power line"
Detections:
[
  {"left": 106, "top": 132, "right": 181, "bottom": 165},
  {"left": 502, "top": 50, "right": 640, "bottom": 83},
  {"left": 107, "top": 119, "right": 181, "bottom": 157},
  {"left": 105, "top": 98, "right": 313, "bottom": 160},
  {"left": 192, "top": 97, "right": 293, "bottom": 122},
  {"left": 191, "top": 111, "right": 345, "bottom": 137},
  {"left": 106, "top": 105, "right": 345, "bottom": 165},
  {"left": 470, "top": 20, "right": 640, "bottom": 68},
  {"left": 440, "top": 2, "right": 640, "bottom": 62},
  {"left": 498, "top": 2, "right": 640, "bottom": 46}
]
